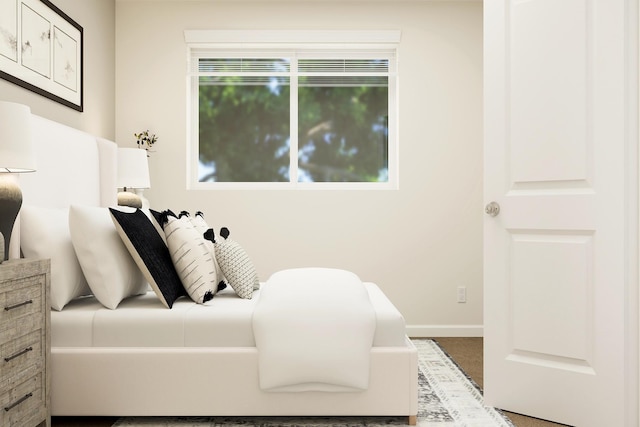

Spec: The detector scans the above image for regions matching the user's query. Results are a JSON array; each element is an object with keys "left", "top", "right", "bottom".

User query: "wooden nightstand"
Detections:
[{"left": 0, "top": 259, "right": 50, "bottom": 427}]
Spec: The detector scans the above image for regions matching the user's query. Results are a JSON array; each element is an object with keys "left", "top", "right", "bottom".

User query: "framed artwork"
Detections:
[{"left": 0, "top": 0, "right": 82, "bottom": 111}]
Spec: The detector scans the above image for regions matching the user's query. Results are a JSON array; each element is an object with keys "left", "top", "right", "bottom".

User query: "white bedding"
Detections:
[
  {"left": 51, "top": 282, "right": 406, "bottom": 348},
  {"left": 253, "top": 268, "right": 376, "bottom": 392},
  {"left": 19, "top": 111, "right": 418, "bottom": 421}
]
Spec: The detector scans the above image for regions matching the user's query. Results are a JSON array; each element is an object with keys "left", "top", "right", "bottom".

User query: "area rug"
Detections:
[{"left": 113, "top": 339, "right": 513, "bottom": 427}]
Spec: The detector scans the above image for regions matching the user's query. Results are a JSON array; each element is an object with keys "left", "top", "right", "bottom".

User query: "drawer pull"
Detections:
[
  {"left": 4, "top": 299, "right": 33, "bottom": 311},
  {"left": 4, "top": 346, "right": 33, "bottom": 362},
  {"left": 4, "top": 392, "right": 33, "bottom": 412}
]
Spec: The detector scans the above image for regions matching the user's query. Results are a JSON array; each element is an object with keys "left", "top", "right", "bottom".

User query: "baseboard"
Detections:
[{"left": 406, "top": 325, "right": 484, "bottom": 338}]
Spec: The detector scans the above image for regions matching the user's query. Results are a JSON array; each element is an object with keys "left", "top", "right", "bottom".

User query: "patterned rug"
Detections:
[{"left": 113, "top": 339, "right": 513, "bottom": 427}]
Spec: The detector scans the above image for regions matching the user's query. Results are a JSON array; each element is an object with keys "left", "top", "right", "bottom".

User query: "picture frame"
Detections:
[{"left": 0, "top": 0, "right": 83, "bottom": 111}]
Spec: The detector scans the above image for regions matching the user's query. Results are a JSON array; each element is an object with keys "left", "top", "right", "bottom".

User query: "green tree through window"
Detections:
[
  {"left": 191, "top": 51, "right": 396, "bottom": 186},
  {"left": 199, "top": 77, "right": 291, "bottom": 182},
  {"left": 298, "top": 85, "right": 388, "bottom": 182}
]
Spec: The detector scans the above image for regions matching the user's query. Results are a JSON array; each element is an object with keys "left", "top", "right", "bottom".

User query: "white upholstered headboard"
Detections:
[{"left": 13, "top": 114, "right": 118, "bottom": 257}]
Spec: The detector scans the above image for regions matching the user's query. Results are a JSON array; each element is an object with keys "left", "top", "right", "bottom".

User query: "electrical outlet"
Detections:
[{"left": 457, "top": 286, "right": 466, "bottom": 303}]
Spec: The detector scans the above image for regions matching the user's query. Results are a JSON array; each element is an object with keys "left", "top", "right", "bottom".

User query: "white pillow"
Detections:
[
  {"left": 20, "top": 205, "right": 90, "bottom": 311},
  {"left": 163, "top": 214, "right": 218, "bottom": 304},
  {"left": 69, "top": 205, "right": 147, "bottom": 309}
]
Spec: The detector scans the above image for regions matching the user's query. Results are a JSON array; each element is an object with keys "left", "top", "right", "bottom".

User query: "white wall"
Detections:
[
  {"left": 115, "top": 0, "right": 483, "bottom": 334},
  {"left": 0, "top": 0, "right": 115, "bottom": 139}
]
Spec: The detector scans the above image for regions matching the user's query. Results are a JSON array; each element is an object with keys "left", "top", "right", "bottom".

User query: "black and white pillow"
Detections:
[
  {"left": 205, "top": 227, "right": 259, "bottom": 299},
  {"left": 188, "top": 211, "right": 227, "bottom": 289},
  {"left": 109, "top": 208, "right": 186, "bottom": 308},
  {"left": 189, "top": 211, "right": 208, "bottom": 234},
  {"left": 148, "top": 208, "right": 169, "bottom": 245},
  {"left": 163, "top": 213, "right": 218, "bottom": 304}
]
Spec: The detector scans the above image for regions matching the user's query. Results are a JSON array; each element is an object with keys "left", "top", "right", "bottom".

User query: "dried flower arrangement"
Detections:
[{"left": 134, "top": 130, "right": 157, "bottom": 156}]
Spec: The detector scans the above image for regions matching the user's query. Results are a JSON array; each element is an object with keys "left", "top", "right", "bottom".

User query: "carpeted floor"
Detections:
[{"left": 50, "top": 338, "right": 566, "bottom": 427}]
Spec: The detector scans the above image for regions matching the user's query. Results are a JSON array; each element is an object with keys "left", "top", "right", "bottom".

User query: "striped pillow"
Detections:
[
  {"left": 188, "top": 211, "right": 227, "bottom": 289},
  {"left": 163, "top": 214, "right": 219, "bottom": 304}
]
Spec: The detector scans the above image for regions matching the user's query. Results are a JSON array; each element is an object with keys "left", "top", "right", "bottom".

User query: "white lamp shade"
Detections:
[
  {"left": 0, "top": 101, "right": 36, "bottom": 172},
  {"left": 117, "top": 148, "right": 150, "bottom": 189}
]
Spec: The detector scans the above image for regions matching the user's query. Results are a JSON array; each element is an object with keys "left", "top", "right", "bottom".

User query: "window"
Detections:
[{"left": 186, "top": 31, "right": 399, "bottom": 189}]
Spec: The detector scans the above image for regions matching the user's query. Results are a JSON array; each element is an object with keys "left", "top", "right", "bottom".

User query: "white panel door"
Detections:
[{"left": 483, "top": 0, "right": 637, "bottom": 426}]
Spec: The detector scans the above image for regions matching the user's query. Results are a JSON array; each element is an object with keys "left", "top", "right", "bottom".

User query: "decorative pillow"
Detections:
[
  {"left": 109, "top": 208, "right": 185, "bottom": 308},
  {"left": 148, "top": 208, "right": 169, "bottom": 245},
  {"left": 205, "top": 227, "right": 258, "bottom": 299},
  {"left": 163, "top": 213, "right": 218, "bottom": 303},
  {"left": 188, "top": 211, "right": 228, "bottom": 290},
  {"left": 190, "top": 211, "right": 208, "bottom": 234},
  {"left": 20, "top": 205, "right": 90, "bottom": 311},
  {"left": 68, "top": 205, "right": 147, "bottom": 309}
]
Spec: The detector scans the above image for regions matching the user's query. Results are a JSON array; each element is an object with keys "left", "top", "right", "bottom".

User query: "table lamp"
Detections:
[
  {"left": 117, "top": 147, "right": 150, "bottom": 209},
  {"left": 0, "top": 101, "right": 36, "bottom": 262}
]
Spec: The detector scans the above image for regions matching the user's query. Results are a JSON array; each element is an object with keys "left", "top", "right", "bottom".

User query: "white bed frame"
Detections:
[{"left": 18, "top": 114, "right": 418, "bottom": 423}]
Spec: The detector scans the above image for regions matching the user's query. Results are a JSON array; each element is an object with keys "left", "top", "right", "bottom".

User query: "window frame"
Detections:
[{"left": 185, "top": 30, "right": 400, "bottom": 190}]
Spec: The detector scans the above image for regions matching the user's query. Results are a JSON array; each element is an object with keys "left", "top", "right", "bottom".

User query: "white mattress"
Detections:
[{"left": 52, "top": 282, "right": 407, "bottom": 348}]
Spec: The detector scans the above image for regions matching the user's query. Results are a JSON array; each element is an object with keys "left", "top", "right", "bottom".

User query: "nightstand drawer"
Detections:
[
  {"left": 0, "top": 330, "right": 43, "bottom": 385},
  {"left": 0, "top": 277, "right": 44, "bottom": 326},
  {"left": 0, "top": 372, "right": 45, "bottom": 427},
  {"left": 0, "top": 259, "right": 50, "bottom": 427}
]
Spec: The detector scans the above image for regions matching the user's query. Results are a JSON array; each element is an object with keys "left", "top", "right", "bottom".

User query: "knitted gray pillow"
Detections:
[{"left": 206, "top": 227, "right": 258, "bottom": 299}]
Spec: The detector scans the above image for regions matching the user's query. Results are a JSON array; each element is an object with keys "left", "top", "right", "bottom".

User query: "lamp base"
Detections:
[
  {"left": 117, "top": 191, "right": 142, "bottom": 209},
  {"left": 134, "top": 188, "right": 150, "bottom": 210},
  {"left": 0, "top": 175, "right": 22, "bottom": 261}
]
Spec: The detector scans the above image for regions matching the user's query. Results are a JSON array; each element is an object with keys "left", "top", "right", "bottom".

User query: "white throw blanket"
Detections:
[{"left": 252, "top": 268, "right": 376, "bottom": 392}]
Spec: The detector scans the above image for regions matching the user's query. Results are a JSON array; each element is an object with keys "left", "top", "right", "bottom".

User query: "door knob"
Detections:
[{"left": 485, "top": 201, "right": 500, "bottom": 217}]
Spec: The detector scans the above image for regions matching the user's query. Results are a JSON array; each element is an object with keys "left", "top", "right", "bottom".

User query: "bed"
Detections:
[{"left": 16, "top": 114, "right": 418, "bottom": 423}]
